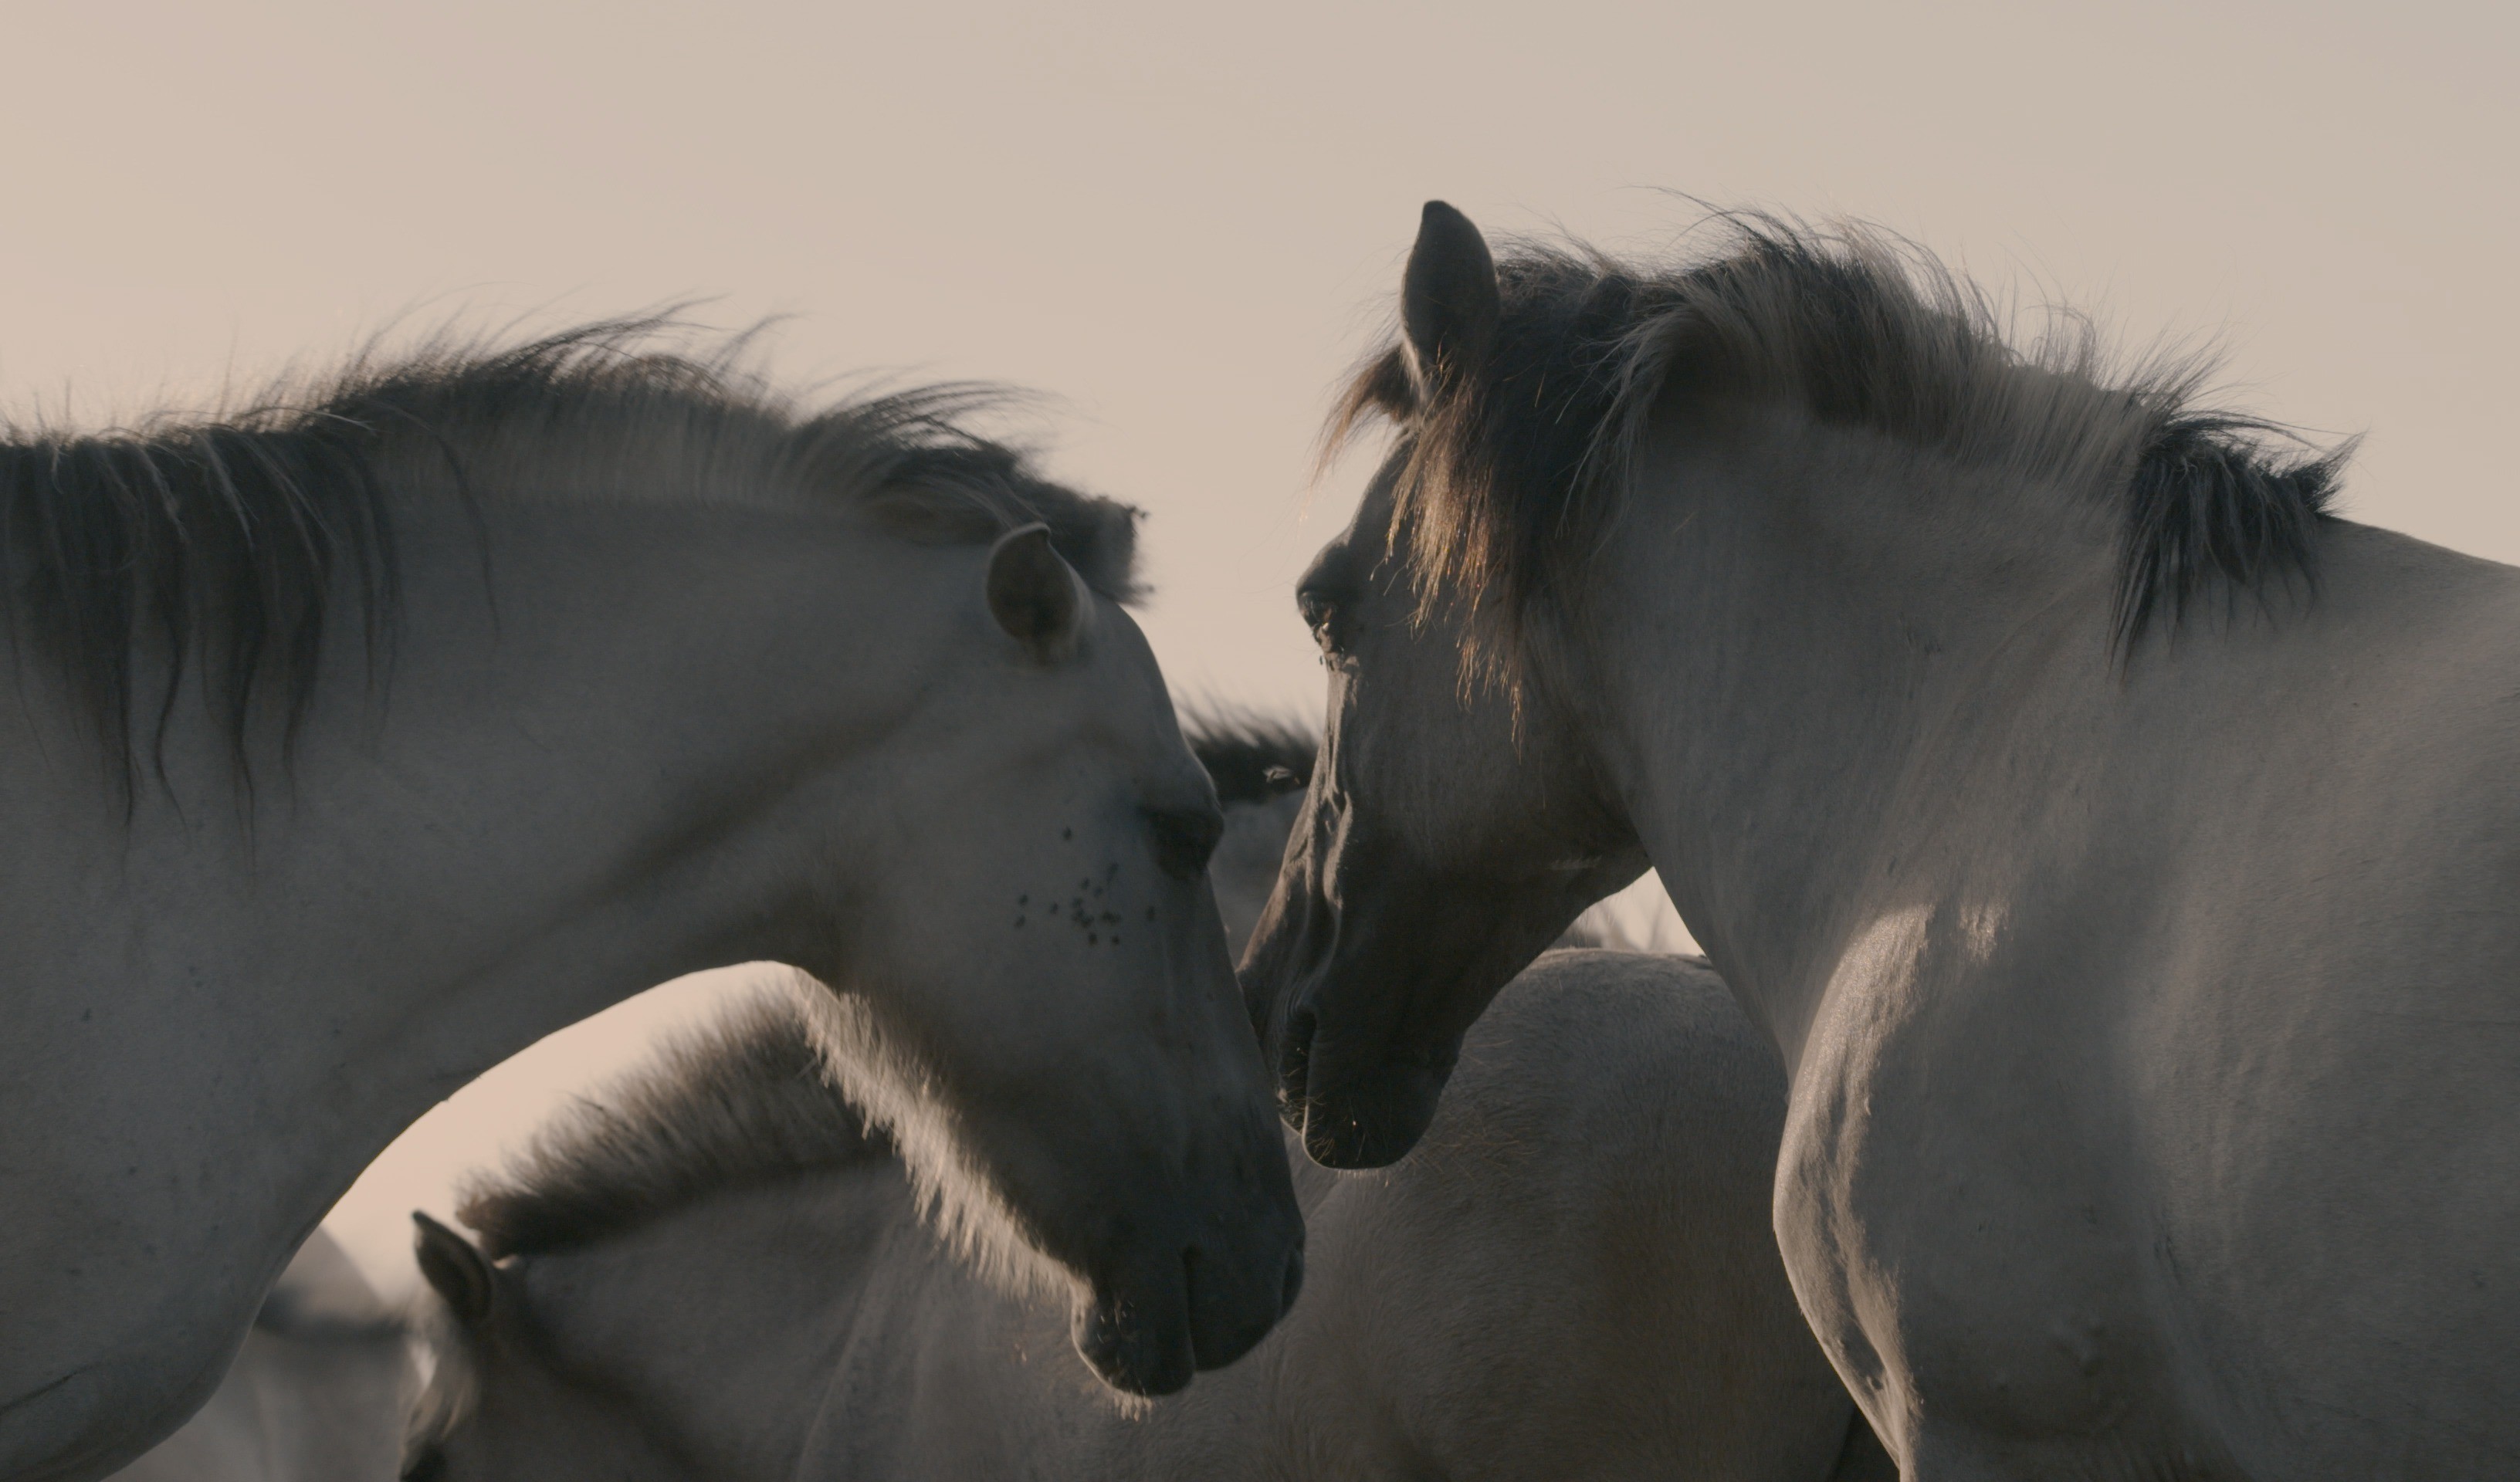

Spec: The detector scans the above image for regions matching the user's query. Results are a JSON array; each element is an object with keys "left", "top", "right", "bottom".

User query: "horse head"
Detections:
[{"left": 1241, "top": 204, "right": 1646, "bottom": 1169}]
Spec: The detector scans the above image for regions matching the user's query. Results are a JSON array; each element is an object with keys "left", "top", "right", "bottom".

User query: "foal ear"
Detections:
[
  {"left": 987, "top": 523, "right": 1092, "bottom": 664},
  {"left": 412, "top": 1212, "right": 496, "bottom": 1327},
  {"left": 1401, "top": 201, "right": 1500, "bottom": 390}
]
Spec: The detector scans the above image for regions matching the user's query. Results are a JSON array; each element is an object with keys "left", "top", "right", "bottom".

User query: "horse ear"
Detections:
[
  {"left": 987, "top": 523, "right": 1091, "bottom": 665},
  {"left": 412, "top": 1212, "right": 496, "bottom": 1326},
  {"left": 1401, "top": 201, "right": 1499, "bottom": 391}
]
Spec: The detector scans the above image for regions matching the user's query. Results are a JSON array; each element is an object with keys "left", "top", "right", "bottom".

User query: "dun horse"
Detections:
[
  {"left": 1245, "top": 203, "right": 2520, "bottom": 1477},
  {"left": 0, "top": 328, "right": 1299, "bottom": 1481}
]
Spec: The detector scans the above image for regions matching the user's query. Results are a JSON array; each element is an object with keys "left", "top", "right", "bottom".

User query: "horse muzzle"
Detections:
[
  {"left": 1273, "top": 999, "right": 1457, "bottom": 1169},
  {"left": 1069, "top": 1216, "right": 1306, "bottom": 1396}
]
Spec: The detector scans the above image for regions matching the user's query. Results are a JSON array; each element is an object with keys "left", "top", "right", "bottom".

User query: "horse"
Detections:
[
  {"left": 106, "top": 1230, "right": 411, "bottom": 1482},
  {"left": 400, "top": 968, "right": 1895, "bottom": 1481},
  {"left": 0, "top": 324, "right": 1300, "bottom": 1481},
  {"left": 1182, "top": 711, "right": 1323, "bottom": 956},
  {"left": 1241, "top": 201, "right": 2520, "bottom": 1478}
]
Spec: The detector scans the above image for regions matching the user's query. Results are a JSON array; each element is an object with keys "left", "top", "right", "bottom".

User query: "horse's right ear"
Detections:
[
  {"left": 412, "top": 1212, "right": 495, "bottom": 1326},
  {"left": 1401, "top": 201, "right": 1499, "bottom": 392},
  {"left": 987, "top": 523, "right": 1091, "bottom": 665}
]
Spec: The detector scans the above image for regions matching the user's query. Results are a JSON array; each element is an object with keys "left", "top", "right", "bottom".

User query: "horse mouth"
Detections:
[
  {"left": 1275, "top": 1004, "right": 1456, "bottom": 1169},
  {"left": 1069, "top": 1235, "right": 1306, "bottom": 1396}
]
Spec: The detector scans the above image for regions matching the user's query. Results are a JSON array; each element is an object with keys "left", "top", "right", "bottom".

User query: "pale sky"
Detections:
[{"left": 8, "top": 0, "right": 2511, "bottom": 1295}]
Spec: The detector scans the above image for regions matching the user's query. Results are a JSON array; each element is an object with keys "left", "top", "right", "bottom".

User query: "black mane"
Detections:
[
  {"left": 0, "top": 320, "right": 1141, "bottom": 797},
  {"left": 1328, "top": 215, "right": 2346, "bottom": 665}
]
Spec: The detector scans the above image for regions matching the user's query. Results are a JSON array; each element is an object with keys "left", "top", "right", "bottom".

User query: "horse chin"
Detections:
[
  {"left": 1065, "top": 1194, "right": 1306, "bottom": 1396},
  {"left": 1071, "top": 1282, "right": 1195, "bottom": 1397},
  {"left": 1292, "top": 1059, "right": 1453, "bottom": 1169}
]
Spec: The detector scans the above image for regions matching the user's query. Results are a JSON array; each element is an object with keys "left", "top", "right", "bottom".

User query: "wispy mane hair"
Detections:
[
  {"left": 1, "top": 318, "right": 1140, "bottom": 800},
  {"left": 1324, "top": 214, "right": 2349, "bottom": 676},
  {"left": 456, "top": 987, "right": 888, "bottom": 1259}
]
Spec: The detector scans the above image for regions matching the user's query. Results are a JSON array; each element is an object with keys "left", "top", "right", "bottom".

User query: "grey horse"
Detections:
[
  {"left": 1242, "top": 200, "right": 2520, "bottom": 1477},
  {"left": 1, "top": 325, "right": 1295, "bottom": 1480}
]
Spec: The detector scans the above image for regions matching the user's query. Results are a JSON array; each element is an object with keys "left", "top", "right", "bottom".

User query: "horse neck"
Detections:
[
  {"left": 0, "top": 493, "right": 957, "bottom": 1421},
  {"left": 1577, "top": 402, "right": 2121, "bottom": 1068},
  {"left": 510, "top": 1169, "right": 913, "bottom": 1481},
  {"left": 296, "top": 495, "right": 954, "bottom": 1087}
]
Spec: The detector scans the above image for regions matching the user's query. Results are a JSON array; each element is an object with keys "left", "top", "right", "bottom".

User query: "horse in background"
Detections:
[
  {"left": 107, "top": 1232, "right": 409, "bottom": 1482},
  {"left": 0, "top": 324, "right": 1297, "bottom": 1480},
  {"left": 1243, "top": 200, "right": 2520, "bottom": 1477},
  {"left": 1187, "top": 711, "right": 1673, "bottom": 959},
  {"left": 1184, "top": 711, "right": 1318, "bottom": 957},
  {"left": 399, "top": 718, "right": 1895, "bottom": 1480}
]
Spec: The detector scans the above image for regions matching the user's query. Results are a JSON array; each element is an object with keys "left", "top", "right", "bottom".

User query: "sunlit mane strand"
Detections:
[
  {"left": 1323, "top": 213, "right": 2347, "bottom": 676},
  {"left": 0, "top": 318, "right": 1142, "bottom": 802},
  {"left": 455, "top": 986, "right": 889, "bottom": 1260}
]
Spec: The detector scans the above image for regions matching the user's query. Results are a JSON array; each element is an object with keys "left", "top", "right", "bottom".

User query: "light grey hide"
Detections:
[
  {"left": 105, "top": 1231, "right": 411, "bottom": 1482},
  {"left": 407, "top": 953, "right": 1894, "bottom": 1482},
  {"left": 1244, "top": 201, "right": 2520, "bottom": 1479},
  {"left": 0, "top": 342, "right": 1297, "bottom": 1480}
]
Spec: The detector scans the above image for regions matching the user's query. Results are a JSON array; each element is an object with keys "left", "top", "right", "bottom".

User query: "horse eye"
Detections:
[
  {"left": 1147, "top": 807, "right": 1223, "bottom": 881},
  {"left": 1297, "top": 590, "right": 1344, "bottom": 656}
]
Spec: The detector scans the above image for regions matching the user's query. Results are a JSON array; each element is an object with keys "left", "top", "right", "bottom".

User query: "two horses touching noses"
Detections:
[
  {"left": 15, "top": 185, "right": 2515, "bottom": 1482},
  {"left": 393, "top": 726, "right": 1896, "bottom": 1480},
  {"left": 1245, "top": 201, "right": 2520, "bottom": 1477},
  {"left": 0, "top": 345, "right": 1298, "bottom": 1480}
]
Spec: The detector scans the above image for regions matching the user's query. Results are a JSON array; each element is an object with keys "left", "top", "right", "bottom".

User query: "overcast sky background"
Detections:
[{"left": 8, "top": 0, "right": 2511, "bottom": 1295}]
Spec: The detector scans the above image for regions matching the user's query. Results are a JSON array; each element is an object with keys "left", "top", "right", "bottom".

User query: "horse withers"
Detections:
[
  {"left": 1244, "top": 202, "right": 2520, "bottom": 1477},
  {"left": 0, "top": 330, "right": 1297, "bottom": 1480}
]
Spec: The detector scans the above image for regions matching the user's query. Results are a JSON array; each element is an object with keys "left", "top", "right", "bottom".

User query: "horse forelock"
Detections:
[
  {"left": 1323, "top": 211, "right": 2346, "bottom": 673},
  {"left": 0, "top": 317, "right": 1141, "bottom": 802},
  {"left": 404, "top": 1298, "right": 486, "bottom": 1460}
]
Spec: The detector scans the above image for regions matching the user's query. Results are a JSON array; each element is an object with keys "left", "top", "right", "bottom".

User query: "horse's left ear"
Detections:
[
  {"left": 987, "top": 523, "right": 1092, "bottom": 665},
  {"left": 412, "top": 1212, "right": 496, "bottom": 1327},
  {"left": 1401, "top": 201, "right": 1500, "bottom": 391}
]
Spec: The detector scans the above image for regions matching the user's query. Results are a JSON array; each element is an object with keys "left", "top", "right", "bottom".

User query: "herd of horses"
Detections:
[{"left": 6, "top": 198, "right": 2513, "bottom": 1480}]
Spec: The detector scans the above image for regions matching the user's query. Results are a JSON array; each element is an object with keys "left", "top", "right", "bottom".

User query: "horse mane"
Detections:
[
  {"left": 1326, "top": 213, "right": 2349, "bottom": 670},
  {"left": 1184, "top": 708, "right": 1316, "bottom": 806},
  {"left": 0, "top": 318, "right": 1142, "bottom": 797},
  {"left": 456, "top": 986, "right": 889, "bottom": 1260}
]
